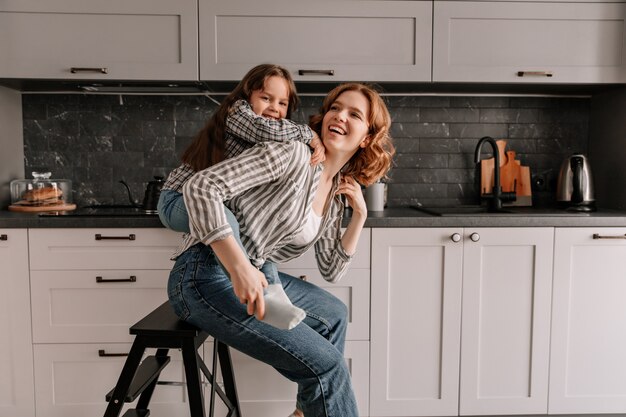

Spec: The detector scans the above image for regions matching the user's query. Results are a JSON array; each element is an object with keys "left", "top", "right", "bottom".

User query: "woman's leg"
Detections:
[{"left": 168, "top": 245, "right": 358, "bottom": 417}]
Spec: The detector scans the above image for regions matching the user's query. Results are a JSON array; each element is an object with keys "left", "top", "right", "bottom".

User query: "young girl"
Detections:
[{"left": 158, "top": 64, "right": 324, "bottom": 330}]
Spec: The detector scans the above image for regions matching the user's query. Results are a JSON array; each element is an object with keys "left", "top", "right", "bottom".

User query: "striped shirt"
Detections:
[
  {"left": 163, "top": 99, "right": 315, "bottom": 193},
  {"left": 175, "top": 141, "right": 353, "bottom": 283}
]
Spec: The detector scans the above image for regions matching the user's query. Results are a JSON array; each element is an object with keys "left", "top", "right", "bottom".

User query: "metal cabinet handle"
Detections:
[
  {"left": 517, "top": 71, "right": 553, "bottom": 77},
  {"left": 451, "top": 233, "right": 461, "bottom": 242},
  {"left": 592, "top": 233, "right": 626, "bottom": 240},
  {"left": 96, "top": 275, "right": 137, "bottom": 283},
  {"left": 0, "top": 234, "right": 7, "bottom": 241},
  {"left": 70, "top": 67, "right": 108, "bottom": 74},
  {"left": 470, "top": 232, "right": 480, "bottom": 242},
  {"left": 98, "top": 349, "right": 128, "bottom": 357},
  {"left": 95, "top": 233, "right": 136, "bottom": 240},
  {"left": 298, "top": 69, "right": 334, "bottom": 76}
]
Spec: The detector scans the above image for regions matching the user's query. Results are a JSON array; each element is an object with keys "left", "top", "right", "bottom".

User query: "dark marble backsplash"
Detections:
[{"left": 22, "top": 93, "right": 589, "bottom": 208}]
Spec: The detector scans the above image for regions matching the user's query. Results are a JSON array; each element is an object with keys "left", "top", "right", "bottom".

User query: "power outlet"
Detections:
[{"left": 532, "top": 170, "right": 556, "bottom": 193}]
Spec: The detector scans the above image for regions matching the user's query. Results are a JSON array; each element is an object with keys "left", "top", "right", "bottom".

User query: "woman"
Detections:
[{"left": 168, "top": 83, "right": 394, "bottom": 416}]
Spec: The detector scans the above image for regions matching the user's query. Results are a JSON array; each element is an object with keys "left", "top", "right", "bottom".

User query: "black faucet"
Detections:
[{"left": 474, "top": 136, "right": 516, "bottom": 211}]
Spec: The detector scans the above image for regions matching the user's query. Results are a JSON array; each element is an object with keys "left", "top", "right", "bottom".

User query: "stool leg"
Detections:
[
  {"left": 103, "top": 340, "right": 146, "bottom": 417},
  {"left": 217, "top": 341, "right": 241, "bottom": 417},
  {"left": 182, "top": 338, "right": 207, "bottom": 417},
  {"left": 136, "top": 348, "right": 170, "bottom": 411},
  {"left": 208, "top": 341, "right": 218, "bottom": 417}
]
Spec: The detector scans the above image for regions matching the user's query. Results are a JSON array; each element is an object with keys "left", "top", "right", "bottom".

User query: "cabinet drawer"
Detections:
[
  {"left": 433, "top": 2, "right": 626, "bottom": 83},
  {"left": 33, "top": 343, "right": 191, "bottom": 417},
  {"left": 29, "top": 228, "right": 181, "bottom": 270},
  {"left": 279, "top": 228, "right": 370, "bottom": 270},
  {"left": 279, "top": 268, "right": 370, "bottom": 341},
  {"left": 212, "top": 340, "right": 369, "bottom": 417},
  {"left": 199, "top": 0, "right": 432, "bottom": 82},
  {"left": 0, "top": 0, "right": 198, "bottom": 80},
  {"left": 31, "top": 270, "right": 169, "bottom": 343}
]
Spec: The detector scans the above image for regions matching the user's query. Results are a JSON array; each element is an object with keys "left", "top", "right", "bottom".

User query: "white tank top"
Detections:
[{"left": 290, "top": 209, "right": 323, "bottom": 246}]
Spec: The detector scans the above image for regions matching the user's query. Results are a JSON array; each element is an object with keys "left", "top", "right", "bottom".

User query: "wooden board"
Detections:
[
  {"left": 8, "top": 203, "right": 76, "bottom": 212},
  {"left": 480, "top": 140, "right": 507, "bottom": 194},
  {"left": 480, "top": 141, "right": 532, "bottom": 206}
]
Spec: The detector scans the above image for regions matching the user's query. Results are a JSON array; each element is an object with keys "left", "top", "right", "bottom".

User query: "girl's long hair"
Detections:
[
  {"left": 309, "top": 83, "right": 395, "bottom": 186},
  {"left": 181, "top": 64, "right": 299, "bottom": 171}
]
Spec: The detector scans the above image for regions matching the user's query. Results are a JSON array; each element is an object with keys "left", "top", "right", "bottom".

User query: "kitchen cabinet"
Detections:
[
  {"left": 550, "top": 228, "right": 626, "bottom": 414},
  {"left": 28, "top": 228, "right": 189, "bottom": 417},
  {"left": 460, "top": 227, "right": 553, "bottom": 415},
  {"left": 433, "top": 2, "right": 626, "bottom": 84},
  {"left": 198, "top": 0, "right": 432, "bottom": 82},
  {"left": 0, "top": 229, "right": 34, "bottom": 417},
  {"left": 0, "top": 0, "right": 198, "bottom": 80},
  {"left": 215, "top": 229, "right": 372, "bottom": 417},
  {"left": 370, "top": 227, "right": 554, "bottom": 416},
  {"left": 370, "top": 228, "right": 463, "bottom": 416}
]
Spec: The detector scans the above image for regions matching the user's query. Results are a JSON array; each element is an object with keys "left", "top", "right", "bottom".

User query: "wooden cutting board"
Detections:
[
  {"left": 8, "top": 203, "right": 76, "bottom": 212},
  {"left": 480, "top": 140, "right": 507, "bottom": 194},
  {"left": 500, "top": 150, "right": 521, "bottom": 192},
  {"left": 480, "top": 142, "right": 532, "bottom": 206}
]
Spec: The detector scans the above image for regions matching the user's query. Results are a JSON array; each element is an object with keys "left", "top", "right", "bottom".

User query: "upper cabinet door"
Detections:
[
  {"left": 199, "top": 0, "right": 432, "bottom": 82},
  {"left": 0, "top": 0, "right": 198, "bottom": 80},
  {"left": 433, "top": 2, "right": 626, "bottom": 84}
]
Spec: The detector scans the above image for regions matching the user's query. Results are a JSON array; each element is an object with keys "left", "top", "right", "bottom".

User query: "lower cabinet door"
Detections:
[
  {"left": 0, "top": 229, "right": 34, "bottom": 417},
  {"left": 33, "top": 343, "right": 191, "bottom": 417},
  {"left": 550, "top": 228, "right": 626, "bottom": 413},
  {"left": 210, "top": 341, "right": 370, "bottom": 417}
]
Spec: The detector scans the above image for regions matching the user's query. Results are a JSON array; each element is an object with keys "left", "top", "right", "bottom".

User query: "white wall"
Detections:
[{"left": 0, "top": 86, "right": 24, "bottom": 209}]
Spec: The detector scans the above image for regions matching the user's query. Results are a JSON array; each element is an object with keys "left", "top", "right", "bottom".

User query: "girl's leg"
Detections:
[
  {"left": 157, "top": 190, "right": 190, "bottom": 233},
  {"left": 168, "top": 245, "right": 358, "bottom": 417}
]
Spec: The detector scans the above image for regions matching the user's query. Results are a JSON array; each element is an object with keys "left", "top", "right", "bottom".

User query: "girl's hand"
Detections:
[
  {"left": 230, "top": 264, "right": 269, "bottom": 319},
  {"left": 337, "top": 175, "right": 367, "bottom": 218},
  {"left": 309, "top": 133, "right": 326, "bottom": 166}
]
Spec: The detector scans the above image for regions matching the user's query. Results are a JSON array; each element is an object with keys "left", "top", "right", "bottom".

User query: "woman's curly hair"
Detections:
[{"left": 309, "top": 83, "right": 395, "bottom": 187}]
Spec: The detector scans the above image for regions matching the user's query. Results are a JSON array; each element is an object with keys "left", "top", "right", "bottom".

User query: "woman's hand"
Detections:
[
  {"left": 230, "top": 264, "right": 268, "bottom": 320},
  {"left": 210, "top": 236, "right": 268, "bottom": 319},
  {"left": 337, "top": 175, "right": 367, "bottom": 218},
  {"left": 337, "top": 175, "right": 368, "bottom": 256},
  {"left": 309, "top": 133, "right": 326, "bottom": 166}
]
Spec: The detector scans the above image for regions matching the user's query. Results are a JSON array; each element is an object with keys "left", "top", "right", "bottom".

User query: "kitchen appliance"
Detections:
[
  {"left": 8, "top": 171, "right": 75, "bottom": 212},
  {"left": 120, "top": 176, "right": 165, "bottom": 214},
  {"left": 556, "top": 154, "right": 595, "bottom": 212}
]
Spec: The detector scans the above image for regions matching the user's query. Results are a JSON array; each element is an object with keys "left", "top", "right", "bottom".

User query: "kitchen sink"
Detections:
[{"left": 411, "top": 205, "right": 592, "bottom": 217}]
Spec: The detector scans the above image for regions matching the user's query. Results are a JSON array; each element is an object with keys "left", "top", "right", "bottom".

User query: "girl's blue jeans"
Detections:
[
  {"left": 157, "top": 189, "right": 279, "bottom": 284},
  {"left": 168, "top": 243, "right": 358, "bottom": 417}
]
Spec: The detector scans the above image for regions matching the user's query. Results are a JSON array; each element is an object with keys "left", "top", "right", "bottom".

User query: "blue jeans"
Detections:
[
  {"left": 168, "top": 243, "right": 358, "bottom": 417},
  {"left": 158, "top": 189, "right": 279, "bottom": 285}
]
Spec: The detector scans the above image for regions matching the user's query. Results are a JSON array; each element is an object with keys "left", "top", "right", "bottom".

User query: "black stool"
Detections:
[{"left": 103, "top": 301, "right": 241, "bottom": 417}]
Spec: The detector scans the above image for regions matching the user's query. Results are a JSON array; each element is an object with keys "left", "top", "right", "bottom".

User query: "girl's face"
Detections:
[
  {"left": 248, "top": 76, "right": 290, "bottom": 120},
  {"left": 322, "top": 90, "right": 371, "bottom": 155}
]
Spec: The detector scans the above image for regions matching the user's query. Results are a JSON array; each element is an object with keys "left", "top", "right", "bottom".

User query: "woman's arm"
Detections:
[
  {"left": 183, "top": 142, "right": 293, "bottom": 318},
  {"left": 210, "top": 236, "right": 267, "bottom": 319},
  {"left": 314, "top": 176, "right": 367, "bottom": 283},
  {"left": 227, "top": 99, "right": 315, "bottom": 145}
]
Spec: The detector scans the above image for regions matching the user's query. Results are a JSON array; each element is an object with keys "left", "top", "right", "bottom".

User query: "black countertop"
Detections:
[{"left": 3, "top": 207, "right": 626, "bottom": 228}]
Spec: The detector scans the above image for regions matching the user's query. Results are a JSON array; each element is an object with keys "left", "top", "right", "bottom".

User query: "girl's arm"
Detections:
[{"left": 227, "top": 99, "right": 315, "bottom": 145}]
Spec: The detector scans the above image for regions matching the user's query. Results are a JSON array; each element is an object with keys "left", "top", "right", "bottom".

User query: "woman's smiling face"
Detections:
[{"left": 322, "top": 90, "right": 371, "bottom": 155}]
